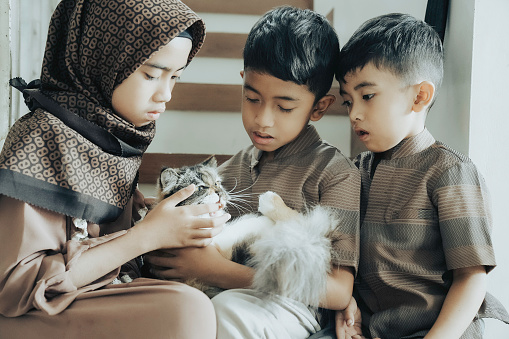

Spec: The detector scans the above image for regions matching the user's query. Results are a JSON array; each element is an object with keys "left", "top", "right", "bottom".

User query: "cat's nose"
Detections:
[
  {"left": 209, "top": 193, "right": 220, "bottom": 203},
  {"left": 202, "top": 193, "right": 220, "bottom": 204}
]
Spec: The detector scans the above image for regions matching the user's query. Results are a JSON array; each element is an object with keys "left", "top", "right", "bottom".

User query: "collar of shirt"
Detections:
[
  {"left": 249, "top": 124, "right": 322, "bottom": 168},
  {"left": 383, "top": 128, "right": 436, "bottom": 160}
]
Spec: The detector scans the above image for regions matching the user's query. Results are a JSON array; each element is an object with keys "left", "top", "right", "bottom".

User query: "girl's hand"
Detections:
[{"left": 137, "top": 184, "right": 230, "bottom": 250}]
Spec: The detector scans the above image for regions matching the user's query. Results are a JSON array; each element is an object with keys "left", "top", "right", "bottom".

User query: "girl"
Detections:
[{"left": 0, "top": 0, "right": 229, "bottom": 337}]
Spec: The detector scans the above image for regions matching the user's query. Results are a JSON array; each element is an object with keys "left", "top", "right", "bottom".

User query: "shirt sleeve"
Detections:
[
  {"left": 319, "top": 154, "right": 361, "bottom": 273},
  {"left": 0, "top": 195, "right": 125, "bottom": 317},
  {"left": 433, "top": 161, "right": 496, "bottom": 272}
]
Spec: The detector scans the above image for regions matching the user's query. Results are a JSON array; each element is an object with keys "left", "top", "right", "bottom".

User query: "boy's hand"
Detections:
[
  {"left": 144, "top": 245, "right": 226, "bottom": 283},
  {"left": 132, "top": 188, "right": 147, "bottom": 222},
  {"left": 336, "top": 297, "right": 365, "bottom": 339}
]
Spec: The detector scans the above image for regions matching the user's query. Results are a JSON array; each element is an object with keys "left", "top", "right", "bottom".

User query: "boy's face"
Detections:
[
  {"left": 241, "top": 70, "right": 321, "bottom": 154},
  {"left": 112, "top": 37, "right": 192, "bottom": 127},
  {"left": 339, "top": 63, "right": 424, "bottom": 153}
]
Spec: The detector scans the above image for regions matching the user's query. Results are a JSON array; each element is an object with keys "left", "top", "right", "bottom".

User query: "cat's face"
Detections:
[{"left": 156, "top": 156, "right": 229, "bottom": 208}]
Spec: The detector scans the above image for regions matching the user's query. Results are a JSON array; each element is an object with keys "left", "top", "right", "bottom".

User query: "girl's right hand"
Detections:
[{"left": 138, "top": 184, "right": 230, "bottom": 250}]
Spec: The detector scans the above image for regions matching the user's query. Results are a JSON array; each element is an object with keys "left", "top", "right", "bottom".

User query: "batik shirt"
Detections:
[
  {"left": 355, "top": 128, "right": 506, "bottom": 338},
  {"left": 219, "top": 124, "right": 360, "bottom": 271}
]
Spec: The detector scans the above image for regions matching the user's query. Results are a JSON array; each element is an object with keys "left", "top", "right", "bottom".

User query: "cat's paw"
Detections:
[
  {"left": 258, "top": 191, "right": 280, "bottom": 215},
  {"left": 258, "top": 191, "right": 298, "bottom": 221}
]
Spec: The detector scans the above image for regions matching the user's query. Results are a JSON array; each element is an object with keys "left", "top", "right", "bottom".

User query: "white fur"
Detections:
[
  {"left": 249, "top": 205, "right": 338, "bottom": 306},
  {"left": 212, "top": 191, "right": 337, "bottom": 306}
]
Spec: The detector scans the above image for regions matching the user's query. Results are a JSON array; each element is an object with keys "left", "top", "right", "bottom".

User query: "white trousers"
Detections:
[{"left": 212, "top": 289, "right": 321, "bottom": 339}]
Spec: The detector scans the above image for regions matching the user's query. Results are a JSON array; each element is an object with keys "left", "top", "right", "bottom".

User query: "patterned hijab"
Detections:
[{"left": 0, "top": 0, "right": 205, "bottom": 223}]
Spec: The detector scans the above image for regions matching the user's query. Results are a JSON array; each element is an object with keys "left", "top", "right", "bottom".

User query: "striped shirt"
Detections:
[
  {"left": 218, "top": 124, "right": 361, "bottom": 271},
  {"left": 355, "top": 128, "right": 506, "bottom": 338}
]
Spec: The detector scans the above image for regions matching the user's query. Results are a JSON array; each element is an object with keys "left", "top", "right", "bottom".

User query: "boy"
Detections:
[
  {"left": 146, "top": 6, "right": 361, "bottom": 339},
  {"left": 336, "top": 13, "right": 509, "bottom": 339}
]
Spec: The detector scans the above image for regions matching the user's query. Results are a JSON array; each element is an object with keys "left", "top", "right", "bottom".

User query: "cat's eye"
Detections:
[{"left": 197, "top": 185, "right": 209, "bottom": 191}]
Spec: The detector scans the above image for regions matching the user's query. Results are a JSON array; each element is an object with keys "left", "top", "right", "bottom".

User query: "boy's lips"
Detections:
[
  {"left": 252, "top": 131, "right": 274, "bottom": 145},
  {"left": 354, "top": 128, "right": 370, "bottom": 141}
]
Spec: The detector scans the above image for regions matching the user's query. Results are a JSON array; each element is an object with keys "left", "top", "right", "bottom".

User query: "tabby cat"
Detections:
[{"left": 155, "top": 156, "right": 339, "bottom": 306}]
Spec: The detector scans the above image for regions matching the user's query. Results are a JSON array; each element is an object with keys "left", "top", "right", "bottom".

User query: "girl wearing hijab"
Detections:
[{"left": 0, "top": 0, "right": 229, "bottom": 337}]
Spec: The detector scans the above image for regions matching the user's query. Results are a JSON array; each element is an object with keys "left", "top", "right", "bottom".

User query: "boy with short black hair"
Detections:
[
  {"left": 147, "top": 6, "right": 361, "bottom": 338},
  {"left": 336, "top": 13, "right": 509, "bottom": 338}
]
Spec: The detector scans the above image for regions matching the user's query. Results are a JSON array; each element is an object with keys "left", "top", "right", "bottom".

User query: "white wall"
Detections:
[
  {"left": 0, "top": 1, "right": 11, "bottom": 151},
  {"left": 467, "top": 0, "right": 509, "bottom": 335}
]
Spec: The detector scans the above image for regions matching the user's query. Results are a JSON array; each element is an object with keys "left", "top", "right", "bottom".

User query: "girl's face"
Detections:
[{"left": 112, "top": 37, "right": 192, "bottom": 127}]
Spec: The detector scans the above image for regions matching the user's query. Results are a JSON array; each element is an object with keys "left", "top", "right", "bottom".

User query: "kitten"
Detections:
[{"left": 155, "top": 156, "right": 340, "bottom": 306}]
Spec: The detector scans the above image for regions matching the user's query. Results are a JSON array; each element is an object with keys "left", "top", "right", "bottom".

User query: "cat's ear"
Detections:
[
  {"left": 202, "top": 155, "right": 217, "bottom": 168},
  {"left": 158, "top": 167, "right": 179, "bottom": 192}
]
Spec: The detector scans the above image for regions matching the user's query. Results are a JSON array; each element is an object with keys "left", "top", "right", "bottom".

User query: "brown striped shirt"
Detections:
[
  {"left": 355, "top": 128, "right": 505, "bottom": 338},
  {"left": 218, "top": 124, "right": 361, "bottom": 271}
]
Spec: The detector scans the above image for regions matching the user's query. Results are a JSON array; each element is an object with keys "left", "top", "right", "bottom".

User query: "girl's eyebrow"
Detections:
[{"left": 143, "top": 63, "right": 186, "bottom": 72}]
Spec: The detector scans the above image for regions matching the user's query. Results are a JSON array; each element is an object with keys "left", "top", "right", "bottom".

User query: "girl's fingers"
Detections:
[
  {"left": 192, "top": 223, "right": 224, "bottom": 239},
  {"left": 163, "top": 184, "right": 196, "bottom": 206},
  {"left": 192, "top": 213, "right": 231, "bottom": 229},
  {"left": 185, "top": 201, "right": 224, "bottom": 216}
]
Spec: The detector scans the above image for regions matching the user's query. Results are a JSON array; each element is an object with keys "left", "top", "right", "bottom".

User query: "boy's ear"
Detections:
[
  {"left": 240, "top": 70, "right": 244, "bottom": 78},
  {"left": 310, "top": 94, "right": 336, "bottom": 122},
  {"left": 412, "top": 81, "right": 435, "bottom": 112}
]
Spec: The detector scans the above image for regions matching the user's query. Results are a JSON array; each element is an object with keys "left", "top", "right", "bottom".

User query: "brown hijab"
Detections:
[{"left": 0, "top": 0, "right": 204, "bottom": 223}]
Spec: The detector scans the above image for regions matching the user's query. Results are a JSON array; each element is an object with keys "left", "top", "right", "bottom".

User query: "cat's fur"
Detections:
[{"left": 155, "top": 156, "right": 339, "bottom": 306}]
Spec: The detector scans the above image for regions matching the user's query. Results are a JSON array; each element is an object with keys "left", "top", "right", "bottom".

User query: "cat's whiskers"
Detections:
[
  {"left": 227, "top": 179, "right": 256, "bottom": 195},
  {"left": 226, "top": 200, "right": 253, "bottom": 215},
  {"left": 226, "top": 191, "right": 257, "bottom": 214}
]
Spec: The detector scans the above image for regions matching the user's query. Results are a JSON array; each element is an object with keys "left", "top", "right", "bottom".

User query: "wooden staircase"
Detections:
[
  {"left": 140, "top": 0, "right": 355, "bottom": 186},
  {"left": 165, "top": 0, "right": 346, "bottom": 116}
]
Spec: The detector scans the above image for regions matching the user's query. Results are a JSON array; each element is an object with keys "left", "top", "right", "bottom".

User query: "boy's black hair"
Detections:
[
  {"left": 337, "top": 13, "right": 444, "bottom": 90},
  {"left": 243, "top": 6, "right": 339, "bottom": 101}
]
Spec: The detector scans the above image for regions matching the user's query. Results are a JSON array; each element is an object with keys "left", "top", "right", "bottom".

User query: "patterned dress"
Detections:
[{"left": 0, "top": 1, "right": 216, "bottom": 337}]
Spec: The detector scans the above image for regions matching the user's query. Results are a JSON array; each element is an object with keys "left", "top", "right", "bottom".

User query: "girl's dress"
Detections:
[{"left": 0, "top": 0, "right": 211, "bottom": 337}]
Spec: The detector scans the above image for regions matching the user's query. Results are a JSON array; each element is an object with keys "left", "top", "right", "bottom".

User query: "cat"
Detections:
[{"left": 154, "top": 156, "right": 341, "bottom": 306}]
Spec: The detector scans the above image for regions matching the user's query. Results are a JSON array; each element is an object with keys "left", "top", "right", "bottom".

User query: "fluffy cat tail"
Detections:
[{"left": 249, "top": 206, "right": 337, "bottom": 306}]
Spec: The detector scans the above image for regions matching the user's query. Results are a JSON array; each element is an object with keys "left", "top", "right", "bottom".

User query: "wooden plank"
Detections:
[
  {"left": 167, "top": 83, "right": 347, "bottom": 116},
  {"left": 199, "top": 32, "right": 247, "bottom": 59},
  {"left": 184, "top": 0, "right": 313, "bottom": 15},
  {"left": 167, "top": 83, "right": 242, "bottom": 112},
  {"left": 139, "top": 153, "right": 233, "bottom": 184}
]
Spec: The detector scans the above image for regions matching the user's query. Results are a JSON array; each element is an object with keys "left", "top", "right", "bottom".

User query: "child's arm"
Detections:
[
  {"left": 321, "top": 265, "right": 355, "bottom": 310},
  {"left": 69, "top": 185, "right": 230, "bottom": 288},
  {"left": 144, "top": 245, "right": 254, "bottom": 289},
  {"left": 424, "top": 265, "right": 487, "bottom": 339}
]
